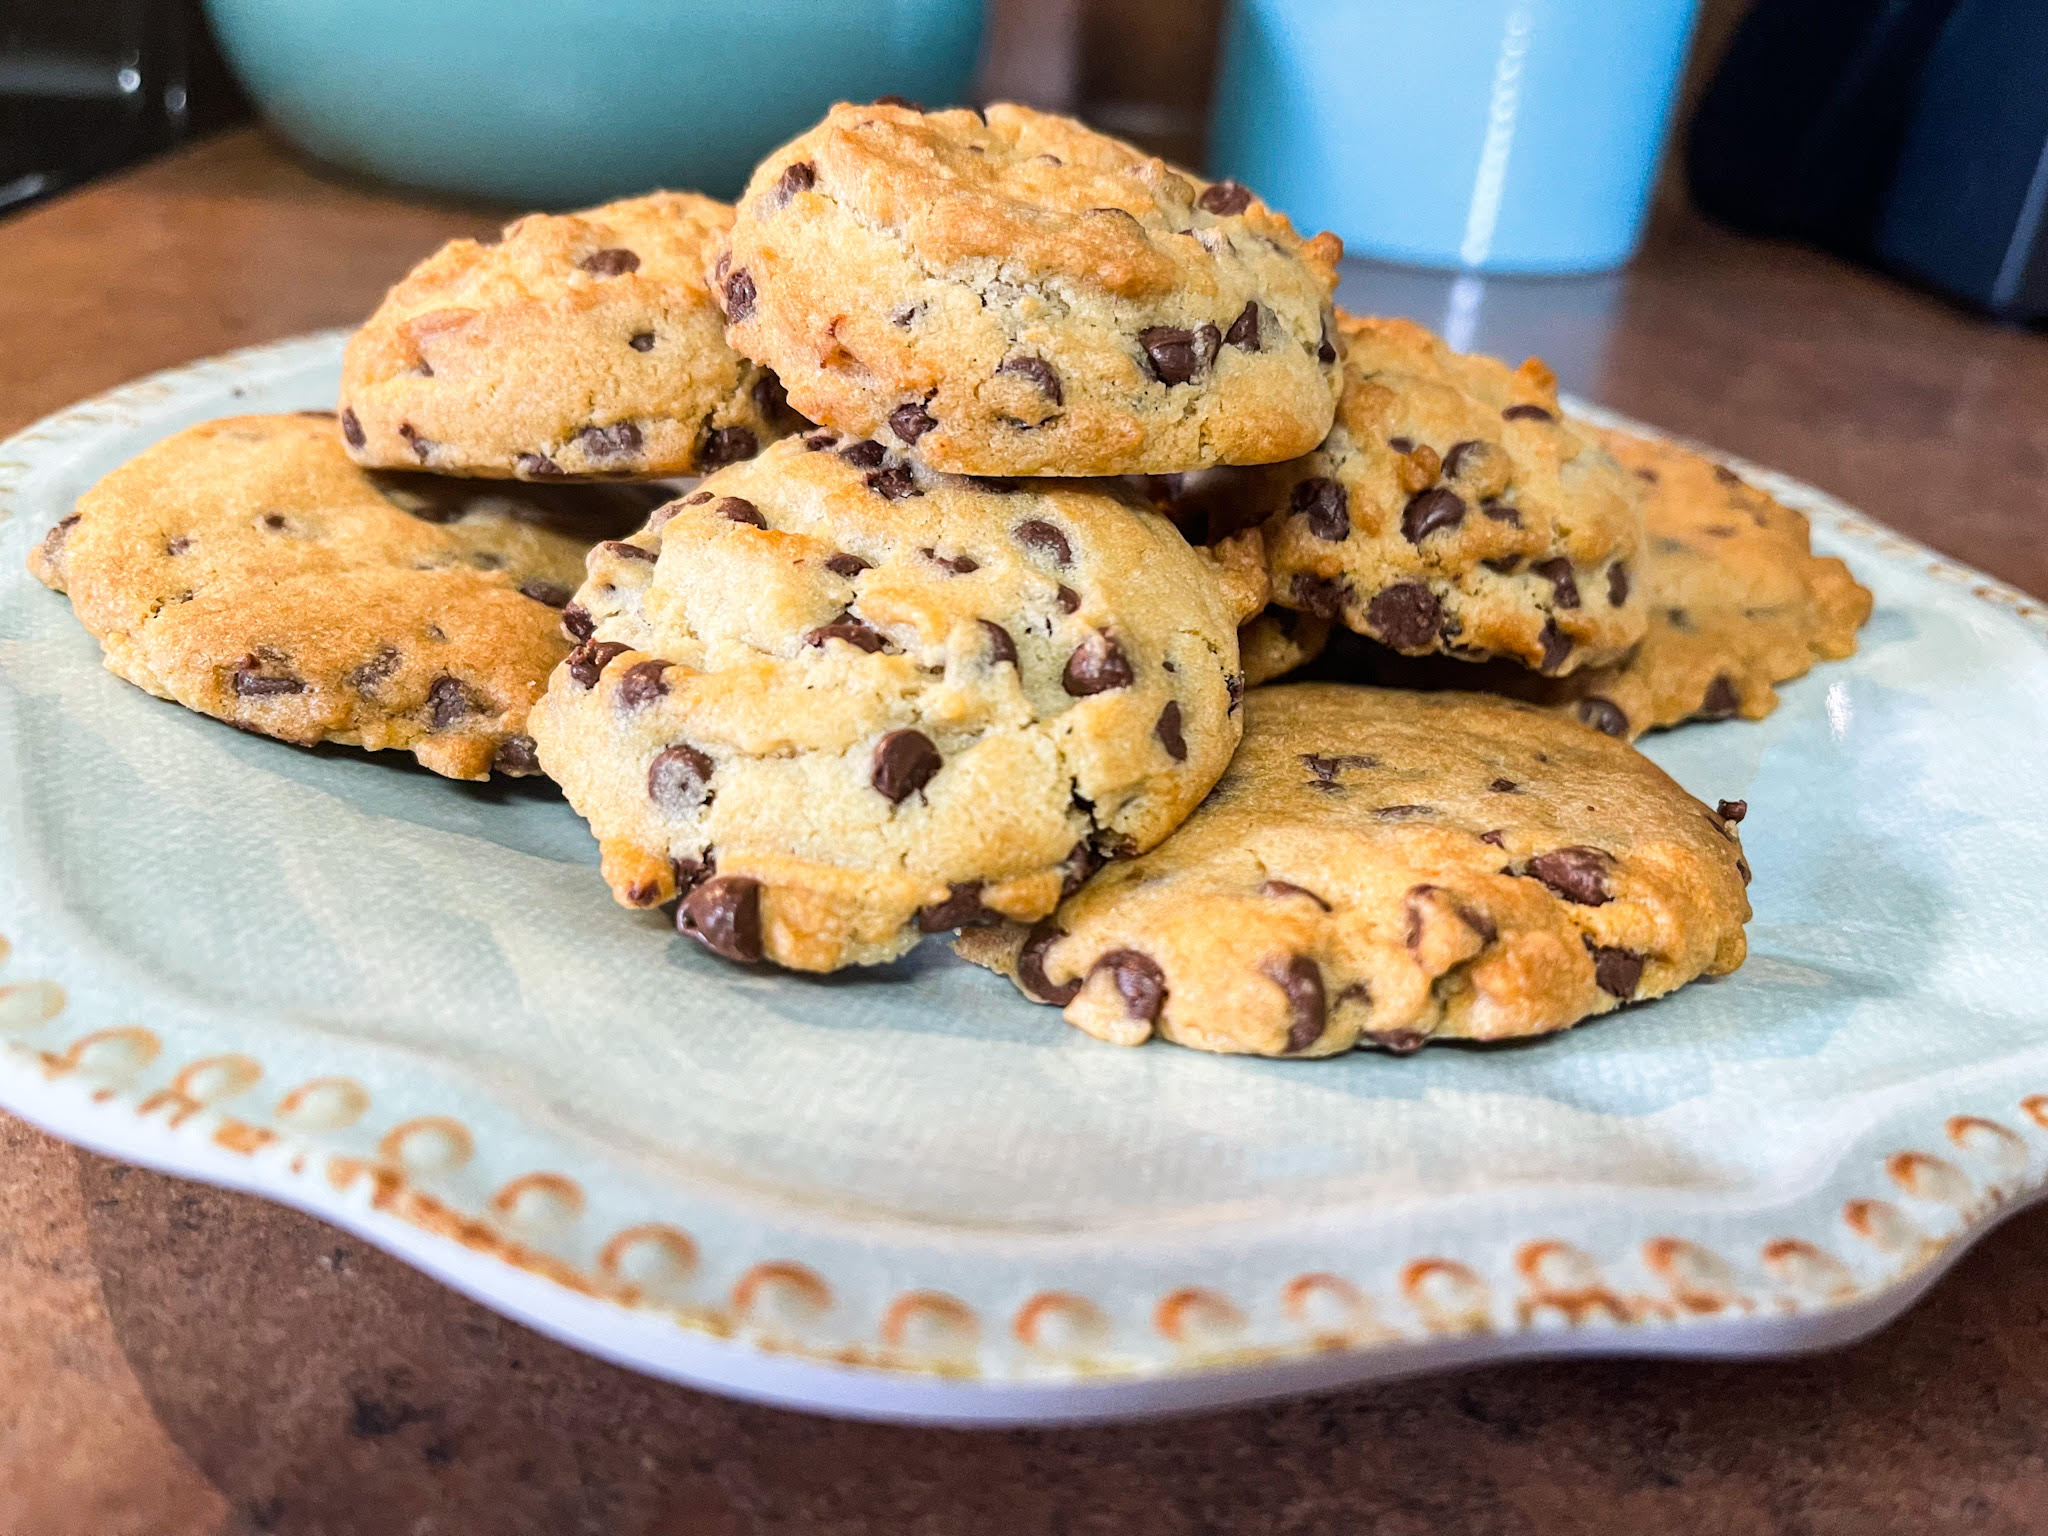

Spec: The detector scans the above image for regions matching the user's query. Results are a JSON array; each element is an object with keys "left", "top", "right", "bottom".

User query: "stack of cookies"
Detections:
[{"left": 29, "top": 101, "right": 1872, "bottom": 1059}]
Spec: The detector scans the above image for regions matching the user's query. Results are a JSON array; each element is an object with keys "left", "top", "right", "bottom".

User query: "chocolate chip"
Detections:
[
  {"left": 1154, "top": 700, "right": 1187, "bottom": 761},
  {"left": 648, "top": 743, "right": 714, "bottom": 813},
  {"left": 840, "top": 439, "right": 887, "bottom": 468},
  {"left": 685, "top": 491, "right": 715, "bottom": 504},
  {"left": 775, "top": 160, "right": 816, "bottom": 203},
  {"left": 603, "top": 540, "right": 656, "bottom": 562},
  {"left": 340, "top": 409, "right": 365, "bottom": 448},
  {"left": 1014, "top": 519, "right": 1072, "bottom": 567},
  {"left": 1094, "top": 950, "right": 1166, "bottom": 1022},
  {"left": 575, "top": 422, "right": 643, "bottom": 461},
  {"left": 1401, "top": 487, "right": 1466, "bottom": 543},
  {"left": 260, "top": 512, "right": 288, "bottom": 532},
  {"left": 722, "top": 268, "right": 756, "bottom": 321},
  {"left": 620, "top": 334, "right": 655, "bottom": 358},
  {"left": 1608, "top": 563, "right": 1630, "bottom": 606},
  {"left": 1538, "top": 619, "right": 1573, "bottom": 672},
  {"left": 1301, "top": 751, "right": 1377, "bottom": 783},
  {"left": 1527, "top": 846, "right": 1613, "bottom": 905},
  {"left": 1713, "top": 464, "right": 1741, "bottom": 486},
  {"left": 717, "top": 497, "right": 766, "bottom": 528},
  {"left": 997, "top": 356, "right": 1063, "bottom": 404},
  {"left": 1018, "top": 922, "right": 1080, "bottom": 1005},
  {"left": 1590, "top": 945, "right": 1644, "bottom": 998},
  {"left": 1291, "top": 477, "right": 1349, "bottom": 541},
  {"left": 520, "top": 580, "right": 572, "bottom": 608},
  {"left": 561, "top": 603, "right": 595, "bottom": 642},
  {"left": 1227, "top": 672, "right": 1244, "bottom": 712},
  {"left": 493, "top": 734, "right": 538, "bottom": 774},
  {"left": 1481, "top": 500, "right": 1521, "bottom": 526},
  {"left": 1533, "top": 557, "right": 1580, "bottom": 608},
  {"left": 1197, "top": 180, "right": 1252, "bottom": 215},
  {"left": 1369, "top": 1029, "right": 1425, "bottom": 1055},
  {"left": 565, "top": 639, "right": 628, "bottom": 689},
  {"left": 1577, "top": 697, "right": 1629, "bottom": 737},
  {"left": 1479, "top": 830, "right": 1505, "bottom": 848},
  {"left": 1265, "top": 956, "right": 1326, "bottom": 1052},
  {"left": 890, "top": 304, "right": 921, "bottom": 328},
  {"left": 679, "top": 876, "right": 763, "bottom": 963},
  {"left": 889, "top": 401, "right": 937, "bottom": 443},
  {"left": 1440, "top": 440, "right": 1487, "bottom": 479},
  {"left": 231, "top": 656, "right": 304, "bottom": 697},
  {"left": 804, "top": 613, "right": 888, "bottom": 653},
  {"left": 1317, "top": 319, "right": 1338, "bottom": 365},
  {"left": 426, "top": 675, "right": 479, "bottom": 727},
  {"left": 700, "top": 426, "right": 758, "bottom": 468},
  {"left": 1502, "top": 403, "right": 1554, "bottom": 423},
  {"left": 1366, "top": 583, "right": 1442, "bottom": 650},
  {"left": 1224, "top": 301, "right": 1261, "bottom": 350},
  {"left": 921, "top": 547, "right": 977, "bottom": 574},
  {"left": 347, "top": 646, "right": 400, "bottom": 693},
  {"left": 1718, "top": 798, "right": 1748, "bottom": 824},
  {"left": 1483, "top": 555, "right": 1521, "bottom": 574},
  {"left": 672, "top": 856, "right": 715, "bottom": 896},
  {"left": 1387, "top": 436, "right": 1415, "bottom": 454},
  {"left": 980, "top": 619, "right": 1017, "bottom": 666},
  {"left": 1056, "top": 585, "right": 1081, "bottom": 614},
  {"left": 1059, "top": 841, "right": 1102, "bottom": 898},
  {"left": 1458, "top": 904, "right": 1498, "bottom": 944},
  {"left": 1375, "top": 804, "right": 1433, "bottom": 820},
  {"left": 1139, "top": 325, "right": 1219, "bottom": 386},
  {"left": 1288, "top": 573, "right": 1349, "bottom": 620},
  {"left": 803, "top": 431, "right": 839, "bottom": 451},
  {"left": 617, "top": 659, "right": 670, "bottom": 708},
  {"left": 917, "top": 882, "right": 1004, "bottom": 933},
  {"left": 579, "top": 247, "right": 640, "bottom": 276},
  {"left": 1063, "top": 631, "right": 1134, "bottom": 695},
  {"left": 1260, "top": 880, "right": 1331, "bottom": 910},
  {"left": 1489, "top": 779, "right": 1518, "bottom": 793},
  {"left": 515, "top": 452, "right": 565, "bottom": 478},
  {"left": 872, "top": 729, "right": 941, "bottom": 802},
  {"left": 1698, "top": 675, "right": 1740, "bottom": 720},
  {"left": 165, "top": 535, "right": 192, "bottom": 556},
  {"left": 810, "top": 554, "right": 866, "bottom": 585},
  {"left": 866, "top": 465, "right": 920, "bottom": 500}
]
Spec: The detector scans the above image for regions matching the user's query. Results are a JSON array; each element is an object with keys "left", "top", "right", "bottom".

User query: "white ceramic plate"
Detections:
[{"left": 4, "top": 333, "right": 2047, "bottom": 1426}]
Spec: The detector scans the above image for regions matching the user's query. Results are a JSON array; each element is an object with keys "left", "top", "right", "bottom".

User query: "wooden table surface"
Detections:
[{"left": 4, "top": 131, "right": 2048, "bottom": 1536}]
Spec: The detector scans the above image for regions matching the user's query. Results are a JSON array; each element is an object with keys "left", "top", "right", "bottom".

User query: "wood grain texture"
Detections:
[{"left": 4, "top": 128, "right": 2048, "bottom": 1535}]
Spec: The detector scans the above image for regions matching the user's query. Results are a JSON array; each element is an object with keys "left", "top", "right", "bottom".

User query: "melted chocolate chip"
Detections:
[
  {"left": 493, "top": 735, "right": 539, "bottom": 775},
  {"left": 1317, "top": 319, "right": 1338, "bottom": 365},
  {"left": 997, "top": 355, "right": 1063, "bottom": 404},
  {"left": 1402, "top": 487, "right": 1466, "bottom": 543},
  {"left": 980, "top": 619, "right": 1017, "bottom": 666},
  {"left": 1139, "top": 325, "right": 1219, "bottom": 386},
  {"left": 515, "top": 452, "right": 565, "bottom": 478},
  {"left": 825, "top": 552, "right": 871, "bottom": 578},
  {"left": 1292, "top": 573, "right": 1351, "bottom": 620},
  {"left": 802, "top": 431, "right": 838, "bottom": 452},
  {"left": 1060, "top": 841, "right": 1103, "bottom": 898},
  {"left": 1502, "top": 403, "right": 1555, "bottom": 423},
  {"left": 805, "top": 613, "right": 888, "bottom": 653},
  {"left": 717, "top": 497, "right": 766, "bottom": 528},
  {"left": 1260, "top": 880, "right": 1331, "bottom": 910},
  {"left": 565, "top": 639, "right": 629, "bottom": 689},
  {"left": 425, "top": 675, "right": 478, "bottom": 727},
  {"left": 347, "top": 647, "right": 400, "bottom": 693},
  {"left": 1577, "top": 697, "right": 1629, "bottom": 738},
  {"left": 340, "top": 409, "right": 365, "bottom": 448},
  {"left": 1440, "top": 440, "right": 1487, "bottom": 479},
  {"left": 1480, "top": 500, "right": 1521, "bottom": 526},
  {"left": 616, "top": 659, "right": 670, "bottom": 708},
  {"left": 1538, "top": 619, "right": 1573, "bottom": 672},
  {"left": 775, "top": 160, "right": 816, "bottom": 203},
  {"left": 561, "top": 603, "right": 595, "bottom": 641},
  {"left": 1489, "top": 779, "right": 1518, "bottom": 793},
  {"left": 858, "top": 463, "right": 914, "bottom": 499},
  {"left": 231, "top": 657, "right": 304, "bottom": 697},
  {"left": 628, "top": 332, "right": 656, "bottom": 353},
  {"left": 1063, "top": 632, "right": 1134, "bottom": 695},
  {"left": 1094, "top": 949, "right": 1166, "bottom": 1021},
  {"left": 603, "top": 540, "right": 655, "bottom": 562},
  {"left": 871, "top": 729, "right": 942, "bottom": 802},
  {"left": 917, "top": 881, "right": 1004, "bottom": 933},
  {"left": 1366, "top": 583, "right": 1442, "bottom": 650},
  {"left": 1590, "top": 944, "right": 1644, "bottom": 998},
  {"left": 700, "top": 426, "right": 759, "bottom": 467},
  {"left": 1698, "top": 675, "right": 1740, "bottom": 720},
  {"left": 1056, "top": 584, "right": 1081, "bottom": 614},
  {"left": 1532, "top": 557, "right": 1580, "bottom": 608},
  {"left": 520, "top": 580, "right": 572, "bottom": 608},
  {"left": 889, "top": 401, "right": 937, "bottom": 444},
  {"left": 1267, "top": 956, "right": 1326, "bottom": 1052},
  {"left": 921, "top": 547, "right": 977, "bottom": 574},
  {"left": 1014, "top": 519, "right": 1072, "bottom": 567},
  {"left": 1479, "top": 830, "right": 1506, "bottom": 848},
  {"left": 1291, "top": 477, "right": 1349, "bottom": 541},
  {"left": 722, "top": 268, "right": 756, "bottom": 321},
  {"left": 579, "top": 247, "right": 640, "bottom": 276},
  {"left": 1224, "top": 301, "right": 1261, "bottom": 350},
  {"left": 1197, "top": 179, "right": 1252, "bottom": 215},
  {"left": 575, "top": 422, "right": 643, "bottom": 461},
  {"left": 1717, "top": 798, "right": 1748, "bottom": 824},
  {"left": 840, "top": 439, "right": 887, "bottom": 469},
  {"left": 1018, "top": 923, "right": 1080, "bottom": 1005},
  {"left": 1375, "top": 804, "right": 1433, "bottom": 819},
  {"left": 679, "top": 876, "right": 762, "bottom": 963},
  {"left": 1527, "top": 846, "right": 1614, "bottom": 906},
  {"left": 647, "top": 743, "right": 714, "bottom": 813},
  {"left": 1608, "top": 563, "right": 1630, "bottom": 606},
  {"left": 1154, "top": 700, "right": 1187, "bottom": 761},
  {"left": 685, "top": 491, "right": 715, "bottom": 504}
]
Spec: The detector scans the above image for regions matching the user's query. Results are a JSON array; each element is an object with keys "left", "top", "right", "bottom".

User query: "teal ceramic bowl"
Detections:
[{"left": 204, "top": 0, "right": 988, "bottom": 206}]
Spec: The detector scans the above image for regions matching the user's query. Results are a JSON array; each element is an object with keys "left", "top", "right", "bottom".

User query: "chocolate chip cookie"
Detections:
[
  {"left": 29, "top": 413, "right": 660, "bottom": 779},
  {"left": 341, "top": 192, "right": 797, "bottom": 480},
  {"left": 527, "top": 431, "right": 1257, "bottom": 971},
  {"left": 955, "top": 683, "right": 1751, "bottom": 1056},
  {"left": 1259, "top": 315, "right": 1645, "bottom": 674},
  {"left": 1338, "top": 429, "right": 1874, "bottom": 739},
  {"left": 714, "top": 100, "right": 1344, "bottom": 477}
]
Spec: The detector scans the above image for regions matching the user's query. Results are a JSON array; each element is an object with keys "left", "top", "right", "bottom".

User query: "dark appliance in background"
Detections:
[
  {"left": 0, "top": 0, "right": 246, "bottom": 216},
  {"left": 1689, "top": 0, "right": 2048, "bottom": 320}
]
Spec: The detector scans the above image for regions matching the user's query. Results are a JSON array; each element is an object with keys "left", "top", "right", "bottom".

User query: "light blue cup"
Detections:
[
  {"left": 1210, "top": 0, "right": 1701, "bottom": 274},
  {"left": 204, "top": 0, "right": 987, "bottom": 207}
]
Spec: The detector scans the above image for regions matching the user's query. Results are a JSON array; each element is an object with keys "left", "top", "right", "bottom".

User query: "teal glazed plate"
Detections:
[{"left": 3, "top": 334, "right": 2047, "bottom": 1424}]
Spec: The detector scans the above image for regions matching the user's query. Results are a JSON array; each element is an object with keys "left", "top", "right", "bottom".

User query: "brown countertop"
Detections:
[{"left": 4, "top": 131, "right": 2047, "bottom": 1536}]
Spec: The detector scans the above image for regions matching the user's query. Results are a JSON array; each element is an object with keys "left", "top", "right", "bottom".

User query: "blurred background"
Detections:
[{"left": 4, "top": 0, "right": 2043, "bottom": 356}]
